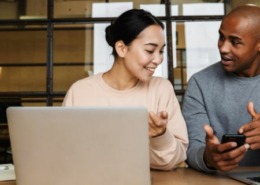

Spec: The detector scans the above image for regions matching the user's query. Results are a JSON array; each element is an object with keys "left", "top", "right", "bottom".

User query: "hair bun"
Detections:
[{"left": 105, "top": 24, "right": 115, "bottom": 47}]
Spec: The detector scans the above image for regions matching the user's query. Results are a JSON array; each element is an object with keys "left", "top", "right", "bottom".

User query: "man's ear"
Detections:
[
  {"left": 257, "top": 35, "right": 260, "bottom": 52},
  {"left": 115, "top": 40, "right": 127, "bottom": 57},
  {"left": 258, "top": 40, "right": 260, "bottom": 53}
]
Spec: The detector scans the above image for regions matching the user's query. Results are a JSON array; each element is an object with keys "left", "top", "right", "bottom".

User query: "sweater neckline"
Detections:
[
  {"left": 231, "top": 72, "right": 260, "bottom": 82},
  {"left": 97, "top": 73, "right": 142, "bottom": 93}
]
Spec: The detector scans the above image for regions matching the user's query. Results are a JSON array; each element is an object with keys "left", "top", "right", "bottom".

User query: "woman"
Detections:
[{"left": 63, "top": 9, "right": 188, "bottom": 170}]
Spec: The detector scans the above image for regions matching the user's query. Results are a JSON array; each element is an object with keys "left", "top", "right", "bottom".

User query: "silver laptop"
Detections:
[
  {"left": 228, "top": 171, "right": 260, "bottom": 185},
  {"left": 7, "top": 106, "right": 150, "bottom": 185}
]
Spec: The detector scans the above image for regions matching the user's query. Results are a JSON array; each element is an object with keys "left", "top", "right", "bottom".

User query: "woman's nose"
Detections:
[{"left": 152, "top": 54, "right": 163, "bottom": 65}]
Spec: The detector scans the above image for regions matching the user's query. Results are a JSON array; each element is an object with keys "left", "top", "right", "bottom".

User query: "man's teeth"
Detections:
[{"left": 222, "top": 56, "right": 232, "bottom": 61}]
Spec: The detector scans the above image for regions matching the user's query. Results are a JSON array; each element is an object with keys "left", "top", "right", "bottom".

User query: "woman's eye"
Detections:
[{"left": 146, "top": 50, "right": 154, "bottom": 54}]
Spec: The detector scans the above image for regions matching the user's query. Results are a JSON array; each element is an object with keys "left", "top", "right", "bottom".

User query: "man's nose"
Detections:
[{"left": 218, "top": 40, "right": 230, "bottom": 53}]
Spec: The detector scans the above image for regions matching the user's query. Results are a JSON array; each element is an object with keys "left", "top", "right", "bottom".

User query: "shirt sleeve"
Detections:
[
  {"left": 182, "top": 76, "right": 216, "bottom": 173},
  {"left": 149, "top": 80, "right": 189, "bottom": 171},
  {"left": 62, "top": 87, "right": 74, "bottom": 106}
]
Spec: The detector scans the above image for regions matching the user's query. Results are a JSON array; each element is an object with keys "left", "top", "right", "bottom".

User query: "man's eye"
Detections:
[
  {"left": 218, "top": 34, "right": 224, "bottom": 41},
  {"left": 231, "top": 40, "right": 241, "bottom": 46}
]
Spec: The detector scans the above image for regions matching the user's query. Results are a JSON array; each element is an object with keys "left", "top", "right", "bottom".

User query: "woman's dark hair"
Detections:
[{"left": 105, "top": 9, "right": 164, "bottom": 57}]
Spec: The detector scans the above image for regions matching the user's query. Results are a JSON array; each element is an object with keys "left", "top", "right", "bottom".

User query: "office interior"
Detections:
[{"left": 0, "top": 0, "right": 259, "bottom": 164}]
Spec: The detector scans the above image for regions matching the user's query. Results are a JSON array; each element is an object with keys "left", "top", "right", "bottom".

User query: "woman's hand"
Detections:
[{"left": 148, "top": 111, "right": 168, "bottom": 138}]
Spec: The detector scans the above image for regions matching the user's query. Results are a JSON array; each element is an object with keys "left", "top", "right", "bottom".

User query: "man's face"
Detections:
[{"left": 218, "top": 16, "right": 260, "bottom": 77}]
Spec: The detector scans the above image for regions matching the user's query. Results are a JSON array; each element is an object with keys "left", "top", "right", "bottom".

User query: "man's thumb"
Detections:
[
  {"left": 247, "top": 101, "right": 257, "bottom": 121},
  {"left": 204, "top": 124, "right": 214, "bottom": 140}
]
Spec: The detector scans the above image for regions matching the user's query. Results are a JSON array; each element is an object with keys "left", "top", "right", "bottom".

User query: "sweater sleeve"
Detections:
[
  {"left": 62, "top": 87, "right": 74, "bottom": 106},
  {"left": 149, "top": 80, "right": 188, "bottom": 171},
  {"left": 182, "top": 76, "right": 216, "bottom": 173}
]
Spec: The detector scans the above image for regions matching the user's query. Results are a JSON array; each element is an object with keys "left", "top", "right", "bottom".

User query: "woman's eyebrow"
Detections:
[{"left": 145, "top": 43, "right": 166, "bottom": 47}]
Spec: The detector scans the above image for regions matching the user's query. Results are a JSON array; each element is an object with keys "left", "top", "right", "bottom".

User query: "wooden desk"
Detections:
[
  {"left": 1, "top": 167, "right": 257, "bottom": 185},
  {"left": 0, "top": 182, "right": 14, "bottom": 185},
  {"left": 151, "top": 167, "right": 245, "bottom": 185}
]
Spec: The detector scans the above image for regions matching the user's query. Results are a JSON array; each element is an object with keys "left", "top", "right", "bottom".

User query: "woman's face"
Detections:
[{"left": 123, "top": 24, "right": 165, "bottom": 82}]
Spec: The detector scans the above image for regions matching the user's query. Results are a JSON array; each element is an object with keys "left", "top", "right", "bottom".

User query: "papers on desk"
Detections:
[{"left": 0, "top": 164, "right": 16, "bottom": 181}]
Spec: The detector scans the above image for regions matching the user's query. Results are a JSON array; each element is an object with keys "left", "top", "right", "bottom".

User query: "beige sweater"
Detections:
[{"left": 62, "top": 73, "right": 188, "bottom": 170}]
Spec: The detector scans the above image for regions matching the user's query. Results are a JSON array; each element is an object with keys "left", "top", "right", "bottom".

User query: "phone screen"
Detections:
[{"left": 221, "top": 134, "right": 246, "bottom": 147}]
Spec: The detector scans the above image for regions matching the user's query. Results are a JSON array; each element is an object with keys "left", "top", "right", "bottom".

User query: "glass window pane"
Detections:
[
  {"left": 0, "top": 30, "right": 47, "bottom": 92},
  {"left": 54, "top": 0, "right": 163, "bottom": 18},
  {"left": 170, "top": 0, "right": 260, "bottom": 15},
  {"left": 0, "top": 66, "right": 46, "bottom": 92},
  {"left": 171, "top": 0, "right": 223, "bottom": 15},
  {"left": 0, "top": 1, "right": 18, "bottom": 20},
  {"left": 24, "top": 0, "right": 48, "bottom": 19},
  {"left": 53, "top": 24, "right": 93, "bottom": 91},
  {"left": 0, "top": 0, "right": 47, "bottom": 20}
]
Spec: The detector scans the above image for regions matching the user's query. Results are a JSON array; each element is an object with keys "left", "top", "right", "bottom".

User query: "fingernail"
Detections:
[
  {"left": 231, "top": 142, "right": 237, "bottom": 147},
  {"left": 244, "top": 143, "right": 250, "bottom": 151}
]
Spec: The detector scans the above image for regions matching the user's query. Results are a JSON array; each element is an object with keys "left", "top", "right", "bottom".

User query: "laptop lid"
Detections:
[
  {"left": 7, "top": 106, "right": 150, "bottom": 185},
  {"left": 228, "top": 171, "right": 260, "bottom": 185}
]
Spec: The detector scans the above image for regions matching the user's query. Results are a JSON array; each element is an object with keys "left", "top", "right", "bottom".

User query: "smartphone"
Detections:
[{"left": 221, "top": 134, "right": 246, "bottom": 147}]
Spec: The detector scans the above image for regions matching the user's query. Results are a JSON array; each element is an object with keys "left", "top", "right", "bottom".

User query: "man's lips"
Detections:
[{"left": 221, "top": 56, "right": 234, "bottom": 65}]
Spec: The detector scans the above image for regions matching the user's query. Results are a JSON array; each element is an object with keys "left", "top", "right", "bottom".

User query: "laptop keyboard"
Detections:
[{"left": 247, "top": 177, "right": 260, "bottom": 183}]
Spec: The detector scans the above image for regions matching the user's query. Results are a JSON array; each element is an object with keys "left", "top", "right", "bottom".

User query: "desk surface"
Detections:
[
  {"left": 1, "top": 167, "right": 257, "bottom": 185},
  {"left": 151, "top": 167, "right": 245, "bottom": 185}
]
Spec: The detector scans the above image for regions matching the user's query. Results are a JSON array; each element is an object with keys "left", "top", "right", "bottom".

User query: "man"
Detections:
[{"left": 182, "top": 5, "right": 260, "bottom": 173}]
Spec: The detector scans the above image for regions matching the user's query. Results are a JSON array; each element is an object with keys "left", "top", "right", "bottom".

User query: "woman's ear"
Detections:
[{"left": 115, "top": 40, "right": 127, "bottom": 57}]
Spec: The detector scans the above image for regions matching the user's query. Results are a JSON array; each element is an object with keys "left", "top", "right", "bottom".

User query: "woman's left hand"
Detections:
[{"left": 148, "top": 111, "right": 168, "bottom": 138}]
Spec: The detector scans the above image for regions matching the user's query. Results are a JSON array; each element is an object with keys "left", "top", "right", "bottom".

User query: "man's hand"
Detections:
[
  {"left": 203, "top": 125, "right": 248, "bottom": 172},
  {"left": 148, "top": 111, "right": 168, "bottom": 138},
  {"left": 239, "top": 102, "right": 260, "bottom": 150}
]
